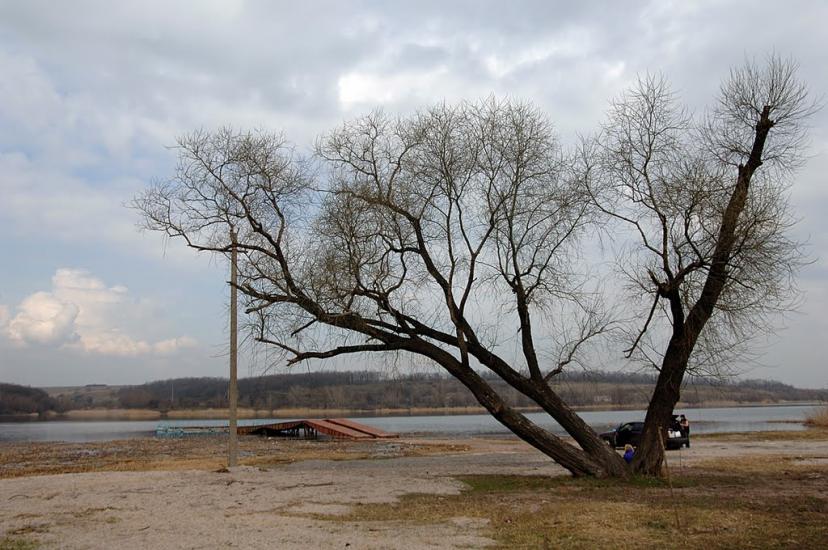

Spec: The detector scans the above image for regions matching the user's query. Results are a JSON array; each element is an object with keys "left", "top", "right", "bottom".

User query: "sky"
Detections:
[{"left": 0, "top": 0, "right": 825, "bottom": 388}]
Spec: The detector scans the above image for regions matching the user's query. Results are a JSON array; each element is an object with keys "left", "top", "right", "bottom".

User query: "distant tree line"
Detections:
[
  {"left": 0, "top": 383, "right": 61, "bottom": 416},
  {"left": 112, "top": 370, "right": 826, "bottom": 412},
  {"left": 2, "top": 372, "right": 823, "bottom": 415}
]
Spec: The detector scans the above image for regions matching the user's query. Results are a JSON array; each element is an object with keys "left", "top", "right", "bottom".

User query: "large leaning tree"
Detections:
[
  {"left": 583, "top": 55, "right": 816, "bottom": 474},
  {"left": 134, "top": 56, "right": 813, "bottom": 479},
  {"left": 135, "top": 99, "right": 629, "bottom": 478}
]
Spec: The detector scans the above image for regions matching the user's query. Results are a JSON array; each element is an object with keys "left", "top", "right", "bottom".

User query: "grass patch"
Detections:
[
  {"left": 461, "top": 473, "right": 696, "bottom": 494},
  {"left": 698, "top": 428, "right": 828, "bottom": 442},
  {"left": 0, "top": 438, "right": 467, "bottom": 479},
  {"left": 0, "top": 538, "right": 39, "bottom": 550},
  {"left": 805, "top": 406, "right": 828, "bottom": 428},
  {"left": 460, "top": 474, "right": 563, "bottom": 493},
  {"left": 330, "top": 467, "right": 828, "bottom": 549},
  {"left": 694, "top": 452, "right": 828, "bottom": 476}
]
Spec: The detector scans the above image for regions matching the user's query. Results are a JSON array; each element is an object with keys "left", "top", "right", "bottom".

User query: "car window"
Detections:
[{"left": 619, "top": 423, "right": 644, "bottom": 432}]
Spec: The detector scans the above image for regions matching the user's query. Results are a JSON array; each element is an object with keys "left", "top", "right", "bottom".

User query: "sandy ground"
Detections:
[{"left": 2, "top": 435, "right": 827, "bottom": 549}]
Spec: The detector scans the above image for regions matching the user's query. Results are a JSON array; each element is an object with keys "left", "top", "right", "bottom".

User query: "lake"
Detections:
[{"left": 0, "top": 404, "right": 820, "bottom": 443}]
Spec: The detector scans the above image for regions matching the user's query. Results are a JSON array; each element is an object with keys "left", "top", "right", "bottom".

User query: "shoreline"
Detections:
[
  {"left": 2, "top": 399, "right": 824, "bottom": 423},
  {"left": 2, "top": 427, "right": 827, "bottom": 478},
  {"left": 1, "top": 400, "right": 823, "bottom": 422}
]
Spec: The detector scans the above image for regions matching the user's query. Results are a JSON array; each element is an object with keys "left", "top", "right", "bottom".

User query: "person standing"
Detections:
[
  {"left": 623, "top": 444, "right": 635, "bottom": 464},
  {"left": 680, "top": 414, "right": 690, "bottom": 447}
]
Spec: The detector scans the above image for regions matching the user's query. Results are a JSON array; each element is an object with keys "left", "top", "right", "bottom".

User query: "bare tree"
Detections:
[
  {"left": 135, "top": 100, "right": 628, "bottom": 477},
  {"left": 134, "top": 57, "right": 813, "bottom": 478},
  {"left": 585, "top": 55, "right": 816, "bottom": 474}
]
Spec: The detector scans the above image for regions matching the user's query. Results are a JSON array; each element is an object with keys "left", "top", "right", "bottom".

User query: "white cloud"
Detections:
[
  {"left": 338, "top": 68, "right": 451, "bottom": 107},
  {"left": 3, "top": 268, "right": 196, "bottom": 357},
  {"left": 153, "top": 336, "right": 199, "bottom": 355},
  {"left": 0, "top": 304, "right": 9, "bottom": 328},
  {"left": 481, "top": 26, "right": 592, "bottom": 79},
  {"left": 7, "top": 292, "right": 79, "bottom": 346}
]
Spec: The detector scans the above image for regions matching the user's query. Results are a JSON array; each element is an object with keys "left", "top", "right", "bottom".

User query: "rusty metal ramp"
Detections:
[
  {"left": 305, "top": 419, "right": 373, "bottom": 439},
  {"left": 237, "top": 418, "right": 398, "bottom": 440},
  {"left": 325, "top": 418, "right": 399, "bottom": 439}
]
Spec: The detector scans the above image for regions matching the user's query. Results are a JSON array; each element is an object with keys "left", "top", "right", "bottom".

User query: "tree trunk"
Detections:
[
  {"left": 632, "top": 341, "right": 688, "bottom": 474},
  {"left": 633, "top": 107, "right": 774, "bottom": 476},
  {"left": 460, "top": 369, "right": 618, "bottom": 477},
  {"left": 412, "top": 340, "right": 628, "bottom": 477},
  {"left": 458, "top": 338, "right": 629, "bottom": 476},
  {"left": 532, "top": 383, "right": 630, "bottom": 477}
]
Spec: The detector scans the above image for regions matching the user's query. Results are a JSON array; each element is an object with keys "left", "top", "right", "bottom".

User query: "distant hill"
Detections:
[
  {"left": 22, "top": 370, "right": 827, "bottom": 414},
  {"left": 0, "top": 383, "right": 61, "bottom": 416},
  {"left": 40, "top": 384, "right": 125, "bottom": 410}
]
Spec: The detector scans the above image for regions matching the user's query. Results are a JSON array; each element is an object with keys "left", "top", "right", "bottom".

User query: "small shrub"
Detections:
[{"left": 805, "top": 406, "right": 828, "bottom": 428}]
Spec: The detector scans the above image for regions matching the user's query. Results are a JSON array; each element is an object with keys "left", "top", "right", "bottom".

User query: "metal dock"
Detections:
[
  {"left": 238, "top": 418, "right": 399, "bottom": 440},
  {"left": 156, "top": 418, "right": 398, "bottom": 440}
]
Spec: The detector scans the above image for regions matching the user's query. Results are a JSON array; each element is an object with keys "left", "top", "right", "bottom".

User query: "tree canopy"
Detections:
[{"left": 135, "top": 55, "right": 814, "bottom": 477}]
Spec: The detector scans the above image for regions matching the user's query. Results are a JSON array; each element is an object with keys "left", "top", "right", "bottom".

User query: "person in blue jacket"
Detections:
[{"left": 623, "top": 444, "right": 635, "bottom": 464}]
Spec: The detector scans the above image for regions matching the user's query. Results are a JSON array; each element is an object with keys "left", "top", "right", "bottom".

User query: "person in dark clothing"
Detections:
[{"left": 679, "top": 414, "right": 690, "bottom": 446}]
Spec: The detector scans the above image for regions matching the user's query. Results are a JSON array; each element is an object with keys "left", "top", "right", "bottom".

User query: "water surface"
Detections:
[{"left": 0, "top": 404, "right": 819, "bottom": 443}]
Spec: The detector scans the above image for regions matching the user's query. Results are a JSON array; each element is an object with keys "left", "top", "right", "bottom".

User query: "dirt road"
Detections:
[{"left": 2, "top": 435, "right": 827, "bottom": 549}]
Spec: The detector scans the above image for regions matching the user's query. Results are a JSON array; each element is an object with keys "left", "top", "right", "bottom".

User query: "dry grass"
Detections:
[
  {"left": 0, "top": 437, "right": 469, "bottom": 479},
  {"left": 805, "top": 406, "right": 828, "bottom": 428},
  {"left": 165, "top": 408, "right": 276, "bottom": 419},
  {"left": 0, "top": 537, "right": 39, "bottom": 550},
  {"left": 47, "top": 405, "right": 504, "bottom": 420},
  {"left": 50, "top": 409, "right": 162, "bottom": 420},
  {"left": 698, "top": 428, "right": 828, "bottom": 442},
  {"left": 270, "top": 406, "right": 492, "bottom": 417},
  {"left": 5, "top": 432, "right": 828, "bottom": 548},
  {"left": 332, "top": 471, "right": 827, "bottom": 548},
  {"left": 329, "top": 463, "right": 828, "bottom": 549},
  {"left": 695, "top": 452, "right": 828, "bottom": 476},
  {"left": 54, "top": 408, "right": 279, "bottom": 420}
]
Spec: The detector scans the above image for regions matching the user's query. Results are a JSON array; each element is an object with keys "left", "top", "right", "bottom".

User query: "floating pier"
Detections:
[
  {"left": 155, "top": 424, "right": 228, "bottom": 438},
  {"left": 156, "top": 418, "right": 398, "bottom": 440}
]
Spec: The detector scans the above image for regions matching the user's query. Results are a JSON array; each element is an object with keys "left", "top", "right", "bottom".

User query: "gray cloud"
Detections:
[{"left": 0, "top": 0, "right": 825, "bottom": 387}]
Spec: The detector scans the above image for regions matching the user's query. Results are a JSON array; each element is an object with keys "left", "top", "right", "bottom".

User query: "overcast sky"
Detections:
[{"left": 0, "top": 1, "right": 825, "bottom": 388}]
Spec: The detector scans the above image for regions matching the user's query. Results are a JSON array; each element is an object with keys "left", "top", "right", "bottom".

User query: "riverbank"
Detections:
[
  {"left": 2, "top": 404, "right": 818, "bottom": 444},
  {"left": 5, "top": 400, "right": 822, "bottom": 422},
  {"left": 1, "top": 429, "right": 827, "bottom": 548},
  {"left": 5, "top": 406, "right": 501, "bottom": 421}
]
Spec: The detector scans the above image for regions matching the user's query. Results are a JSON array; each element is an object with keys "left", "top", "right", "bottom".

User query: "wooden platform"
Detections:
[{"left": 237, "top": 418, "right": 399, "bottom": 440}]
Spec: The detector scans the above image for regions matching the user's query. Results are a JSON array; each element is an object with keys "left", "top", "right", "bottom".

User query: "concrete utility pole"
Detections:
[{"left": 228, "top": 229, "right": 239, "bottom": 467}]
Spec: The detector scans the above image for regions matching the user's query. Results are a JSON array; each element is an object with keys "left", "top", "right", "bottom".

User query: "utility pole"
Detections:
[{"left": 228, "top": 228, "right": 239, "bottom": 467}]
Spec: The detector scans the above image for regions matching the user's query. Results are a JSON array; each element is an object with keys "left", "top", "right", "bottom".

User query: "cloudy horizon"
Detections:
[{"left": 0, "top": 1, "right": 826, "bottom": 389}]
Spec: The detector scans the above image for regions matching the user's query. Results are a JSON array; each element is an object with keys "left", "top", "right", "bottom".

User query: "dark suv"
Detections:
[{"left": 600, "top": 419, "right": 689, "bottom": 450}]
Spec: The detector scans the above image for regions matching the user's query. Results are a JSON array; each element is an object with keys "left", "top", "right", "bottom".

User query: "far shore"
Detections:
[{"left": 2, "top": 400, "right": 822, "bottom": 422}]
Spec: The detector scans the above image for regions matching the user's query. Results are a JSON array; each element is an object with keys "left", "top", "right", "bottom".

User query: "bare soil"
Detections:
[{"left": 1, "top": 432, "right": 827, "bottom": 549}]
